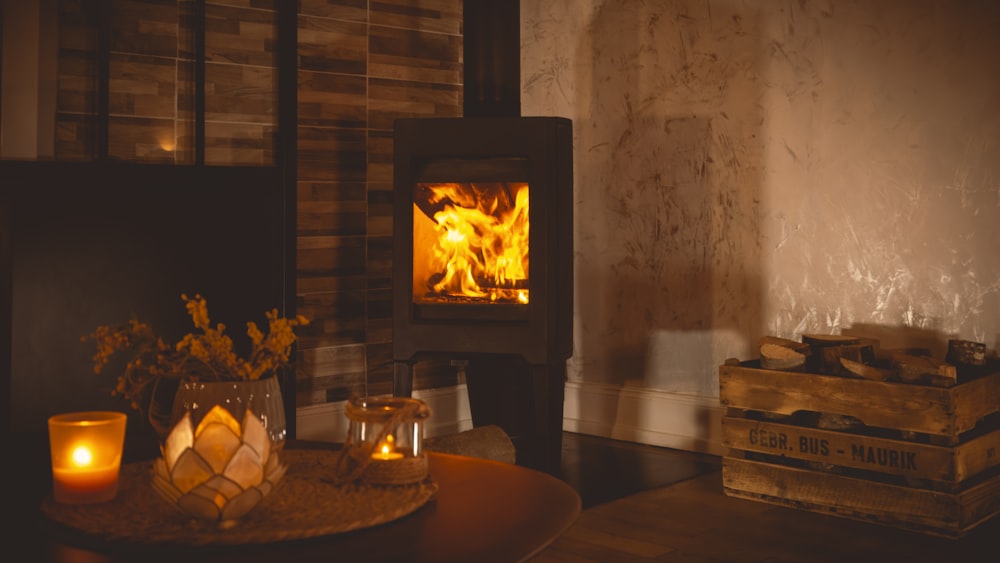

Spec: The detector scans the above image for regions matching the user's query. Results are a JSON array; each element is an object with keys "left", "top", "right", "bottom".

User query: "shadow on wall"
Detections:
[
  {"left": 641, "top": 328, "right": 748, "bottom": 396},
  {"left": 843, "top": 323, "right": 970, "bottom": 361},
  {"left": 570, "top": 0, "right": 764, "bottom": 409}
]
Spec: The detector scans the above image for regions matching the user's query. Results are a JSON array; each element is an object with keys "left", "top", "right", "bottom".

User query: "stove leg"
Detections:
[
  {"left": 464, "top": 356, "right": 566, "bottom": 475},
  {"left": 530, "top": 363, "right": 566, "bottom": 476},
  {"left": 393, "top": 362, "right": 414, "bottom": 397}
]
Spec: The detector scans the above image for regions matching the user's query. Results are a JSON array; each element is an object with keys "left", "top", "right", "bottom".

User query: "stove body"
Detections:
[{"left": 392, "top": 116, "right": 572, "bottom": 472}]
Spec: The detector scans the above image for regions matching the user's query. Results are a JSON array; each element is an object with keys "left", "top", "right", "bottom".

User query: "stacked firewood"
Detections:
[{"left": 759, "top": 334, "right": 995, "bottom": 387}]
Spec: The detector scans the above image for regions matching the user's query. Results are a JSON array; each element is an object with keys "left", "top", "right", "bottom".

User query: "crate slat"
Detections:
[
  {"left": 719, "top": 362, "right": 1000, "bottom": 438},
  {"left": 723, "top": 457, "right": 1000, "bottom": 538},
  {"left": 722, "top": 416, "right": 1000, "bottom": 484}
]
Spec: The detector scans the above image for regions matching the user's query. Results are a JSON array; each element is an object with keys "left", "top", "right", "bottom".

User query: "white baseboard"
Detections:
[
  {"left": 297, "top": 380, "right": 724, "bottom": 456},
  {"left": 296, "top": 384, "right": 475, "bottom": 444},
  {"left": 562, "top": 380, "right": 725, "bottom": 456}
]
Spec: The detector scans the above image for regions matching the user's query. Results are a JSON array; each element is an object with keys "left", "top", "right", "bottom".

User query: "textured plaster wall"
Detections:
[{"left": 521, "top": 0, "right": 1000, "bottom": 397}]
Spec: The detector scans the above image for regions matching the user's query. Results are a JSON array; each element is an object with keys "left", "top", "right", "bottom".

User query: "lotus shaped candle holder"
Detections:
[{"left": 152, "top": 404, "right": 286, "bottom": 523}]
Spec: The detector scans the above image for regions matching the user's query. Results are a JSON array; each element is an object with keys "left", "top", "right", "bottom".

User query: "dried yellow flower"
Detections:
[{"left": 83, "top": 294, "right": 309, "bottom": 418}]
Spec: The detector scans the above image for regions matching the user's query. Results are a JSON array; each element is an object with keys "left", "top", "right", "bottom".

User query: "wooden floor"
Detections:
[
  {"left": 533, "top": 433, "right": 999, "bottom": 562},
  {"left": 556, "top": 431, "right": 722, "bottom": 510}
]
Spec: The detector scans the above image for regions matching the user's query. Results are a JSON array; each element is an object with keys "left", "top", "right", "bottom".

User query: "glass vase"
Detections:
[{"left": 168, "top": 376, "right": 287, "bottom": 451}]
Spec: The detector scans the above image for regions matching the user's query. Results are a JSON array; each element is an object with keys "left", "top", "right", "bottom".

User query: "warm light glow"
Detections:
[
  {"left": 158, "top": 133, "right": 176, "bottom": 152},
  {"left": 152, "top": 407, "right": 287, "bottom": 522},
  {"left": 372, "top": 434, "right": 404, "bottom": 460},
  {"left": 71, "top": 445, "right": 94, "bottom": 468},
  {"left": 415, "top": 182, "right": 530, "bottom": 304},
  {"left": 48, "top": 411, "right": 127, "bottom": 504}
]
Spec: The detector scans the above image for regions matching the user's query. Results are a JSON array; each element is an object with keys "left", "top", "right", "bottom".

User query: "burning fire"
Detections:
[{"left": 414, "top": 182, "right": 529, "bottom": 304}]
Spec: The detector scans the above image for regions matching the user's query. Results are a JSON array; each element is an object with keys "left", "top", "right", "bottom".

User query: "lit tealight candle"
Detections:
[
  {"left": 48, "top": 411, "right": 127, "bottom": 504},
  {"left": 372, "top": 434, "right": 404, "bottom": 461}
]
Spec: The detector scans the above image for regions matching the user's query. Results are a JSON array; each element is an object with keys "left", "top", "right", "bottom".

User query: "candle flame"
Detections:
[
  {"left": 71, "top": 445, "right": 94, "bottom": 468},
  {"left": 379, "top": 434, "right": 396, "bottom": 459}
]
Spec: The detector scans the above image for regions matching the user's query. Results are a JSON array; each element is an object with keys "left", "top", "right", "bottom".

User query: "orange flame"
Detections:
[{"left": 415, "top": 182, "right": 529, "bottom": 304}]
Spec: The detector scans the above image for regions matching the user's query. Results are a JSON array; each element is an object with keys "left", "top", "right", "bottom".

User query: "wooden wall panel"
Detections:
[
  {"left": 205, "top": 3, "right": 276, "bottom": 66},
  {"left": 107, "top": 116, "right": 177, "bottom": 161},
  {"left": 203, "top": 3, "right": 276, "bottom": 166},
  {"left": 101, "top": 1, "right": 190, "bottom": 163},
  {"left": 366, "top": 287, "right": 393, "bottom": 343},
  {"left": 296, "top": 289, "right": 367, "bottom": 349},
  {"left": 54, "top": 115, "right": 95, "bottom": 161},
  {"left": 108, "top": 54, "right": 177, "bottom": 117},
  {"left": 204, "top": 121, "right": 274, "bottom": 165},
  {"left": 298, "top": 0, "right": 366, "bottom": 23},
  {"left": 366, "top": 186, "right": 393, "bottom": 239},
  {"left": 368, "top": 26, "right": 462, "bottom": 84},
  {"left": 106, "top": 53, "right": 185, "bottom": 162},
  {"left": 208, "top": 0, "right": 277, "bottom": 10},
  {"left": 55, "top": 20, "right": 97, "bottom": 159},
  {"left": 294, "top": 1, "right": 463, "bottom": 406},
  {"left": 55, "top": 1, "right": 280, "bottom": 164},
  {"left": 295, "top": 3, "right": 368, "bottom": 410},
  {"left": 366, "top": 257, "right": 393, "bottom": 337},
  {"left": 365, "top": 342, "right": 394, "bottom": 396},
  {"left": 366, "top": 129, "right": 394, "bottom": 184},
  {"left": 204, "top": 63, "right": 276, "bottom": 123},
  {"left": 297, "top": 126, "right": 366, "bottom": 181},
  {"left": 370, "top": 0, "right": 462, "bottom": 35},
  {"left": 367, "top": 78, "right": 461, "bottom": 130},
  {"left": 413, "top": 358, "right": 465, "bottom": 392},
  {"left": 296, "top": 344, "right": 367, "bottom": 405},
  {"left": 56, "top": 51, "right": 97, "bottom": 114},
  {"left": 297, "top": 181, "right": 367, "bottom": 236},
  {"left": 298, "top": 71, "right": 366, "bottom": 128},
  {"left": 297, "top": 237, "right": 366, "bottom": 276},
  {"left": 365, "top": 112, "right": 393, "bottom": 253},
  {"left": 110, "top": 0, "right": 180, "bottom": 58},
  {"left": 298, "top": 15, "right": 366, "bottom": 74},
  {"left": 366, "top": 229, "right": 392, "bottom": 269},
  {"left": 296, "top": 235, "right": 368, "bottom": 295},
  {"left": 174, "top": 60, "right": 196, "bottom": 163},
  {"left": 58, "top": 0, "right": 99, "bottom": 52}
]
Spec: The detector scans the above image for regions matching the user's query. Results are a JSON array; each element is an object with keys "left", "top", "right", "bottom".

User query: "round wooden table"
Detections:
[{"left": 28, "top": 447, "right": 582, "bottom": 563}]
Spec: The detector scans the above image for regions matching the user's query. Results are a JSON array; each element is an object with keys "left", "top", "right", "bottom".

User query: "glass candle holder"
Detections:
[
  {"left": 152, "top": 406, "right": 286, "bottom": 523},
  {"left": 345, "top": 396, "right": 431, "bottom": 485},
  {"left": 48, "top": 411, "right": 127, "bottom": 504}
]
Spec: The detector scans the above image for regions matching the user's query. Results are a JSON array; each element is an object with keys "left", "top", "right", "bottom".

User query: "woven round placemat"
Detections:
[{"left": 40, "top": 449, "right": 438, "bottom": 547}]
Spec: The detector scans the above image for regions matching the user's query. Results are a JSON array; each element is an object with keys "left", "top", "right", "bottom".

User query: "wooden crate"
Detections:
[{"left": 719, "top": 359, "right": 1000, "bottom": 538}]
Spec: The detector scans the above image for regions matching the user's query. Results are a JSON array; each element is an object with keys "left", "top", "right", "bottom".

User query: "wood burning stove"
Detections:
[
  {"left": 391, "top": 0, "right": 573, "bottom": 474},
  {"left": 393, "top": 117, "right": 572, "bottom": 361},
  {"left": 392, "top": 116, "right": 573, "bottom": 472}
]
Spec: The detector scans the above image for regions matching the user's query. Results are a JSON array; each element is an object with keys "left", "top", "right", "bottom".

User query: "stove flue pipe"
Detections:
[{"left": 463, "top": 0, "right": 520, "bottom": 118}]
